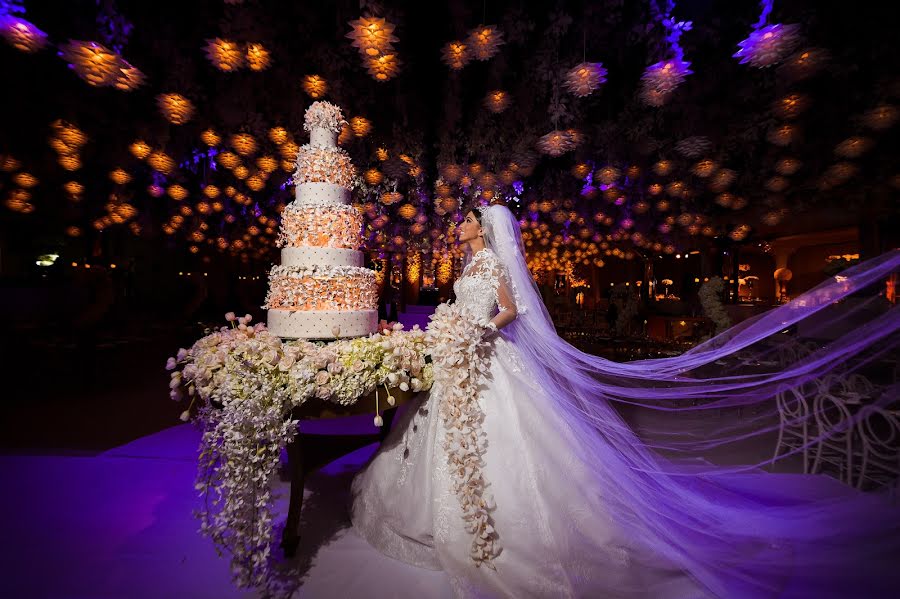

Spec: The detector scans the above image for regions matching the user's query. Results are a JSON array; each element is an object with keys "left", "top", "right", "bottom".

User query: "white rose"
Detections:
[{"left": 314, "top": 371, "right": 331, "bottom": 385}]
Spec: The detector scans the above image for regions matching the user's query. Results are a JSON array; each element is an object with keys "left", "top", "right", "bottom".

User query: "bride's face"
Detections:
[{"left": 458, "top": 211, "right": 483, "bottom": 244}]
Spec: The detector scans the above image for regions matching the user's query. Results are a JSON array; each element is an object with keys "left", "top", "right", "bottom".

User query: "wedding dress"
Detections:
[{"left": 351, "top": 205, "right": 900, "bottom": 598}]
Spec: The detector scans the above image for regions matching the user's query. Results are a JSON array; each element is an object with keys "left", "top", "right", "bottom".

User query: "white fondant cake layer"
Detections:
[
  {"left": 310, "top": 127, "right": 338, "bottom": 148},
  {"left": 281, "top": 247, "right": 362, "bottom": 268},
  {"left": 295, "top": 181, "right": 350, "bottom": 205},
  {"left": 267, "top": 309, "right": 378, "bottom": 339}
]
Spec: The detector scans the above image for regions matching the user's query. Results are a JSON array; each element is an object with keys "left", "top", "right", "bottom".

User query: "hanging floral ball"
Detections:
[
  {"left": 484, "top": 90, "right": 510, "bottom": 114},
  {"left": 563, "top": 62, "right": 607, "bottom": 97},
  {"left": 58, "top": 40, "right": 121, "bottom": 87},
  {"left": 350, "top": 116, "right": 372, "bottom": 137},
  {"left": 691, "top": 159, "right": 717, "bottom": 178},
  {"left": 245, "top": 43, "right": 271, "bottom": 71},
  {"left": 774, "top": 93, "right": 809, "bottom": 119},
  {"left": 734, "top": 23, "right": 801, "bottom": 68},
  {"left": 834, "top": 137, "right": 872, "bottom": 159},
  {"left": 652, "top": 160, "right": 673, "bottom": 176},
  {"left": 198, "top": 129, "right": 219, "bottom": 147},
  {"left": 157, "top": 93, "right": 195, "bottom": 125},
  {"left": 639, "top": 58, "right": 692, "bottom": 106},
  {"left": 231, "top": 133, "right": 258, "bottom": 156},
  {"left": 441, "top": 40, "right": 470, "bottom": 70},
  {"left": 467, "top": 24, "right": 505, "bottom": 61},
  {"left": 216, "top": 151, "right": 240, "bottom": 169},
  {"left": 167, "top": 184, "right": 188, "bottom": 200},
  {"left": 268, "top": 127, "right": 288, "bottom": 145},
  {"left": 397, "top": 203, "right": 418, "bottom": 219},
  {"left": 109, "top": 168, "right": 131, "bottom": 185},
  {"left": 775, "top": 158, "right": 801, "bottom": 175},
  {"left": 0, "top": 15, "right": 48, "bottom": 53},
  {"left": 256, "top": 155, "right": 278, "bottom": 173},
  {"left": 204, "top": 38, "right": 244, "bottom": 71},
  {"left": 778, "top": 47, "right": 829, "bottom": 80},
  {"left": 147, "top": 151, "right": 175, "bottom": 174},
  {"left": 675, "top": 136, "right": 711, "bottom": 159},
  {"left": 537, "top": 130, "right": 576, "bottom": 157},
  {"left": 862, "top": 105, "right": 898, "bottom": 131},
  {"left": 302, "top": 74, "right": 328, "bottom": 98}
]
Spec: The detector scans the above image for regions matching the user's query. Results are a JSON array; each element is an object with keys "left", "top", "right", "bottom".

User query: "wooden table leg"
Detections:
[
  {"left": 280, "top": 434, "right": 306, "bottom": 557},
  {"left": 379, "top": 406, "right": 397, "bottom": 444}
]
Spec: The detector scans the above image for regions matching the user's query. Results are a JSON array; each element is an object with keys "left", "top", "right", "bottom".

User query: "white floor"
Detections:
[{"left": 0, "top": 422, "right": 454, "bottom": 599}]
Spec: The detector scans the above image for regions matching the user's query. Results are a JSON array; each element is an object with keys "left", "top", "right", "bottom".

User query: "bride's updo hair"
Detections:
[{"left": 465, "top": 203, "right": 484, "bottom": 224}]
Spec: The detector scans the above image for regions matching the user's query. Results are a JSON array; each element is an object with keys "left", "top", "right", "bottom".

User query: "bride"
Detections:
[{"left": 351, "top": 203, "right": 900, "bottom": 598}]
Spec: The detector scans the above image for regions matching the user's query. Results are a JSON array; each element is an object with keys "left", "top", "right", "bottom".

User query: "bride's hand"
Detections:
[{"left": 480, "top": 321, "right": 499, "bottom": 342}]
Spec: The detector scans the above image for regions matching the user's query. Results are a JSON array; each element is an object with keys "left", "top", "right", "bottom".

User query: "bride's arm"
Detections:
[{"left": 483, "top": 262, "right": 518, "bottom": 337}]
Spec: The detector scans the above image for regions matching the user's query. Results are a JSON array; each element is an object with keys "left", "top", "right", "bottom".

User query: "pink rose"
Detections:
[
  {"left": 315, "top": 385, "right": 332, "bottom": 399},
  {"left": 225, "top": 312, "right": 236, "bottom": 322},
  {"left": 314, "top": 371, "right": 331, "bottom": 385}
]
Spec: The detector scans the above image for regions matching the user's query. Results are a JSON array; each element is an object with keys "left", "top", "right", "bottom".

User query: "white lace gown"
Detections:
[{"left": 350, "top": 249, "right": 704, "bottom": 598}]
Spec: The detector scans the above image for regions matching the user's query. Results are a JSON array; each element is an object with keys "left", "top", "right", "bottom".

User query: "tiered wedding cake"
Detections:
[{"left": 263, "top": 101, "right": 378, "bottom": 339}]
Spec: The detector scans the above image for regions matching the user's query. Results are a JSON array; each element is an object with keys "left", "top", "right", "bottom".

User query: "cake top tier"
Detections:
[{"left": 303, "top": 101, "right": 346, "bottom": 135}]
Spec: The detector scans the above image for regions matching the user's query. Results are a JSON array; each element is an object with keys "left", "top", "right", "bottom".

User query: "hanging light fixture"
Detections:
[
  {"left": 204, "top": 38, "right": 244, "bottom": 71},
  {"left": 245, "top": 42, "right": 271, "bottom": 71},
  {"left": 441, "top": 40, "right": 470, "bottom": 70},
  {"left": 302, "top": 74, "right": 328, "bottom": 98},
  {"left": 484, "top": 90, "right": 510, "bottom": 113},
  {"left": 563, "top": 62, "right": 607, "bottom": 97},
  {"left": 466, "top": 24, "right": 504, "bottom": 61},
  {"left": 735, "top": 2, "right": 800, "bottom": 68},
  {"left": 0, "top": 14, "right": 48, "bottom": 53},
  {"left": 157, "top": 93, "right": 195, "bottom": 125}
]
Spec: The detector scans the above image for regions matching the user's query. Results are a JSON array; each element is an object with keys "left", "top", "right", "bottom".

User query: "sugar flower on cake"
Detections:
[
  {"left": 292, "top": 145, "right": 357, "bottom": 189},
  {"left": 303, "top": 101, "right": 347, "bottom": 133}
]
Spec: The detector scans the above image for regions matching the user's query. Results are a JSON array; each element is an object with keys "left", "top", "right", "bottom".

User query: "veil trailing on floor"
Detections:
[{"left": 472, "top": 203, "right": 900, "bottom": 597}]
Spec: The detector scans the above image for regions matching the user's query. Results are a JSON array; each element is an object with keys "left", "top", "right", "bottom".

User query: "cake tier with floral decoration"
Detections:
[{"left": 264, "top": 101, "right": 378, "bottom": 339}]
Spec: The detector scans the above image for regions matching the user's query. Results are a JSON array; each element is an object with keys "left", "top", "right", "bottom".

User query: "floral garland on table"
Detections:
[
  {"left": 425, "top": 302, "right": 501, "bottom": 568},
  {"left": 698, "top": 276, "right": 732, "bottom": 335},
  {"left": 167, "top": 314, "right": 432, "bottom": 592}
]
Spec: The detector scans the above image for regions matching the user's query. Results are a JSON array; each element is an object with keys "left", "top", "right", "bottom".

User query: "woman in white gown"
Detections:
[{"left": 351, "top": 204, "right": 900, "bottom": 598}]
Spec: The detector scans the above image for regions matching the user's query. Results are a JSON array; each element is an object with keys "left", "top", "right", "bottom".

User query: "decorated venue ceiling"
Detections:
[{"left": 0, "top": 0, "right": 897, "bottom": 272}]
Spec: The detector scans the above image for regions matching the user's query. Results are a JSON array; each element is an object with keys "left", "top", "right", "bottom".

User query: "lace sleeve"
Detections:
[{"left": 467, "top": 251, "right": 519, "bottom": 330}]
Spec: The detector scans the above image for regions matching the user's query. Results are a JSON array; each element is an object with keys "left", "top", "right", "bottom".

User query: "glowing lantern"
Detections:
[
  {"left": 201, "top": 129, "right": 221, "bottom": 146},
  {"left": 204, "top": 38, "right": 243, "bottom": 71},
  {"left": 0, "top": 15, "right": 48, "bottom": 53},
  {"left": 484, "top": 90, "right": 510, "bottom": 113},
  {"left": 167, "top": 184, "right": 188, "bottom": 200},
  {"left": 230, "top": 133, "right": 257, "bottom": 156},
  {"left": 256, "top": 155, "right": 278, "bottom": 173},
  {"left": 467, "top": 24, "right": 504, "bottom": 60},
  {"left": 147, "top": 151, "right": 175, "bottom": 174},
  {"left": 268, "top": 127, "right": 288, "bottom": 145},
  {"left": 109, "top": 168, "right": 131, "bottom": 185},
  {"left": 563, "top": 62, "right": 607, "bottom": 97},
  {"left": 245, "top": 43, "right": 270, "bottom": 71},
  {"left": 129, "top": 140, "right": 151, "bottom": 159},
  {"left": 58, "top": 40, "right": 120, "bottom": 86},
  {"left": 217, "top": 151, "right": 240, "bottom": 169},
  {"left": 157, "top": 93, "right": 195, "bottom": 125},
  {"left": 364, "top": 169, "right": 384, "bottom": 185},
  {"left": 350, "top": 116, "right": 372, "bottom": 137},
  {"left": 441, "top": 40, "right": 470, "bottom": 70}
]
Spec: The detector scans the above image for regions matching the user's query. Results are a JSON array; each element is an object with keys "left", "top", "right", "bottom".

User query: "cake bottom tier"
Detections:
[{"left": 267, "top": 308, "right": 378, "bottom": 339}]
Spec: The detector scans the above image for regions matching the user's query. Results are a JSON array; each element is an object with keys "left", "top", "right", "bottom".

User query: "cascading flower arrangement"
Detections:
[
  {"left": 166, "top": 314, "right": 433, "bottom": 591},
  {"left": 640, "top": 0, "right": 692, "bottom": 107},
  {"left": 425, "top": 302, "right": 500, "bottom": 567}
]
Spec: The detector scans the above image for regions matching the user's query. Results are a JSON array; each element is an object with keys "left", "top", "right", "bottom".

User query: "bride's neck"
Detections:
[{"left": 467, "top": 238, "right": 486, "bottom": 254}]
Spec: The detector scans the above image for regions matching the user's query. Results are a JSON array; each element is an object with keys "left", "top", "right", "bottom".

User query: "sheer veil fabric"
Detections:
[{"left": 351, "top": 203, "right": 900, "bottom": 598}]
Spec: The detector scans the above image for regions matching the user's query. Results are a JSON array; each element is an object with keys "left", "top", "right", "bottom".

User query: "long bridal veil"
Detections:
[{"left": 475, "top": 203, "right": 900, "bottom": 597}]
